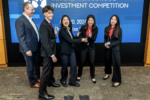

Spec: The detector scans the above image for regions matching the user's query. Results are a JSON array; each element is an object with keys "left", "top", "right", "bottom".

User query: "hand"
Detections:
[
  {"left": 104, "top": 43, "right": 110, "bottom": 49},
  {"left": 54, "top": 29, "right": 57, "bottom": 36},
  {"left": 88, "top": 33, "right": 92, "bottom": 38},
  {"left": 107, "top": 46, "right": 110, "bottom": 49},
  {"left": 81, "top": 38, "right": 88, "bottom": 43},
  {"left": 52, "top": 56, "right": 57, "bottom": 63},
  {"left": 77, "top": 31, "right": 81, "bottom": 37},
  {"left": 104, "top": 43, "right": 108, "bottom": 47},
  {"left": 26, "top": 50, "right": 32, "bottom": 56}
]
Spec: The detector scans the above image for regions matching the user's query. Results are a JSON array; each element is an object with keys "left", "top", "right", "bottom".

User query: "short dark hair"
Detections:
[
  {"left": 22, "top": 2, "right": 31, "bottom": 12},
  {"left": 42, "top": 6, "right": 54, "bottom": 13}
]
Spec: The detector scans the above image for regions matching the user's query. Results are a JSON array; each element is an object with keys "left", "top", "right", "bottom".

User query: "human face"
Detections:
[
  {"left": 62, "top": 16, "right": 70, "bottom": 27},
  {"left": 44, "top": 10, "right": 53, "bottom": 21},
  {"left": 110, "top": 16, "right": 117, "bottom": 27},
  {"left": 88, "top": 17, "right": 94, "bottom": 27},
  {"left": 24, "top": 4, "right": 35, "bottom": 17}
]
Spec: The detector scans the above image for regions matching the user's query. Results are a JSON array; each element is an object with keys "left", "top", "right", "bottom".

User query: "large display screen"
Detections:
[{"left": 8, "top": 0, "right": 144, "bottom": 43}]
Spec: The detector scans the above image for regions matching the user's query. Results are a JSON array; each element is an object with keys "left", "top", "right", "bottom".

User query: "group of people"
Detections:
[{"left": 15, "top": 2, "right": 122, "bottom": 100}]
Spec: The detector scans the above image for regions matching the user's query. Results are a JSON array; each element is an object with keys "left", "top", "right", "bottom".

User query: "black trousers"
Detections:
[
  {"left": 22, "top": 49, "right": 40, "bottom": 85},
  {"left": 60, "top": 48, "right": 77, "bottom": 85},
  {"left": 105, "top": 49, "right": 121, "bottom": 83},
  {"left": 78, "top": 48, "right": 95, "bottom": 78},
  {"left": 39, "top": 57, "right": 55, "bottom": 94}
]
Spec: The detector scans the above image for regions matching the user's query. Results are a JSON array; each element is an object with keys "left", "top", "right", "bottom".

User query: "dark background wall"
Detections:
[{"left": 2, "top": 0, "right": 150, "bottom": 66}]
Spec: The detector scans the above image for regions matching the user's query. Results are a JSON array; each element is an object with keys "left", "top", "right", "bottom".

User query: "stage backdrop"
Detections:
[
  {"left": 9, "top": 0, "right": 143, "bottom": 43},
  {"left": 2, "top": 0, "right": 149, "bottom": 66}
]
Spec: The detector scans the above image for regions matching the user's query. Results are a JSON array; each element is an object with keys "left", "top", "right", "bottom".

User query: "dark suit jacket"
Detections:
[
  {"left": 78, "top": 25, "right": 98, "bottom": 50},
  {"left": 59, "top": 28, "right": 81, "bottom": 55},
  {"left": 40, "top": 19, "right": 56, "bottom": 57},
  {"left": 15, "top": 14, "right": 41, "bottom": 53},
  {"left": 104, "top": 27, "right": 122, "bottom": 50}
]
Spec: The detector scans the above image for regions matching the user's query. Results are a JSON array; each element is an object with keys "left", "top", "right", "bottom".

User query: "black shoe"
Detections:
[
  {"left": 112, "top": 83, "right": 121, "bottom": 87},
  {"left": 48, "top": 82, "right": 61, "bottom": 87},
  {"left": 39, "top": 93, "right": 54, "bottom": 100},
  {"left": 69, "top": 83, "right": 80, "bottom": 87},
  {"left": 60, "top": 82, "right": 68, "bottom": 87},
  {"left": 91, "top": 78, "right": 96, "bottom": 84},
  {"left": 103, "top": 76, "right": 109, "bottom": 80}
]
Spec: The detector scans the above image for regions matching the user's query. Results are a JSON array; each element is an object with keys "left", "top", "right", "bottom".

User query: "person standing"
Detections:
[
  {"left": 77, "top": 15, "right": 98, "bottom": 83},
  {"left": 39, "top": 6, "right": 61, "bottom": 100},
  {"left": 103, "top": 15, "right": 122, "bottom": 87},
  {"left": 59, "top": 15, "right": 88, "bottom": 87},
  {"left": 15, "top": 2, "right": 41, "bottom": 88}
]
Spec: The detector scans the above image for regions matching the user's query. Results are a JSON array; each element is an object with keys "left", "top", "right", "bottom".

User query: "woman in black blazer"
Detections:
[
  {"left": 59, "top": 15, "right": 88, "bottom": 87},
  {"left": 77, "top": 15, "right": 98, "bottom": 83},
  {"left": 103, "top": 15, "right": 122, "bottom": 87}
]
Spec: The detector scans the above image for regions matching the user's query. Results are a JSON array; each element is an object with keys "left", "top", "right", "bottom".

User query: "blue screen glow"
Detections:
[{"left": 8, "top": 0, "right": 144, "bottom": 43}]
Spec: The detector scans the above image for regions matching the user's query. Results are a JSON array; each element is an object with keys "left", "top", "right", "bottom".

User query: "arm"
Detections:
[
  {"left": 74, "top": 33, "right": 80, "bottom": 39},
  {"left": 88, "top": 28, "right": 98, "bottom": 42},
  {"left": 15, "top": 19, "right": 29, "bottom": 52},
  {"left": 104, "top": 28, "right": 107, "bottom": 43},
  {"left": 40, "top": 24, "right": 54, "bottom": 57},
  {"left": 59, "top": 29, "right": 82, "bottom": 43},
  {"left": 109, "top": 28, "right": 122, "bottom": 48},
  {"left": 75, "top": 27, "right": 83, "bottom": 39},
  {"left": 54, "top": 29, "right": 57, "bottom": 39},
  {"left": 74, "top": 30, "right": 82, "bottom": 39}
]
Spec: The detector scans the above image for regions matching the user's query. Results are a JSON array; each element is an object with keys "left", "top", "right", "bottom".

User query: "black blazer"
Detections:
[
  {"left": 79, "top": 25, "right": 98, "bottom": 50},
  {"left": 59, "top": 28, "right": 81, "bottom": 55},
  {"left": 40, "top": 19, "right": 56, "bottom": 57},
  {"left": 104, "top": 27, "right": 122, "bottom": 50},
  {"left": 15, "top": 14, "right": 41, "bottom": 53}
]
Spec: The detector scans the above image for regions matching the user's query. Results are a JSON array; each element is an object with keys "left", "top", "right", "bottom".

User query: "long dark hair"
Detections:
[
  {"left": 105, "top": 15, "right": 120, "bottom": 38},
  {"left": 84, "top": 15, "right": 97, "bottom": 30},
  {"left": 60, "top": 15, "right": 72, "bottom": 32}
]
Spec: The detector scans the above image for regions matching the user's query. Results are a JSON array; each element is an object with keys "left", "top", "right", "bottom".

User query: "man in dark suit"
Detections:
[
  {"left": 15, "top": 2, "right": 41, "bottom": 88},
  {"left": 39, "top": 6, "right": 60, "bottom": 100}
]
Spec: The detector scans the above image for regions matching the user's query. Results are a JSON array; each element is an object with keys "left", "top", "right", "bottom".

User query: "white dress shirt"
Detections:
[{"left": 23, "top": 13, "right": 39, "bottom": 41}]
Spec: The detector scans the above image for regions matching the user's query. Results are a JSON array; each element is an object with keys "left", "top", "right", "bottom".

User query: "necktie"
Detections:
[{"left": 49, "top": 23, "right": 53, "bottom": 28}]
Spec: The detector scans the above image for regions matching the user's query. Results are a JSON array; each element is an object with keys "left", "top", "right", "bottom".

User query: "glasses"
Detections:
[{"left": 28, "top": 8, "right": 35, "bottom": 12}]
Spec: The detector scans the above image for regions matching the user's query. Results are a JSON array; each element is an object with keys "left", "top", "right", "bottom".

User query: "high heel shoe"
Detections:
[
  {"left": 103, "top": 76, "right": 109, "bottom": 80},
  {"left": 91, "top": 78, "right": 96, "bottom": 84}
]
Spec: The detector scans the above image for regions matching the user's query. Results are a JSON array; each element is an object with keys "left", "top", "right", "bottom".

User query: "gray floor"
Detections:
[{"left": 0, "top": 66, "right": 150, "bottom": 100}]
